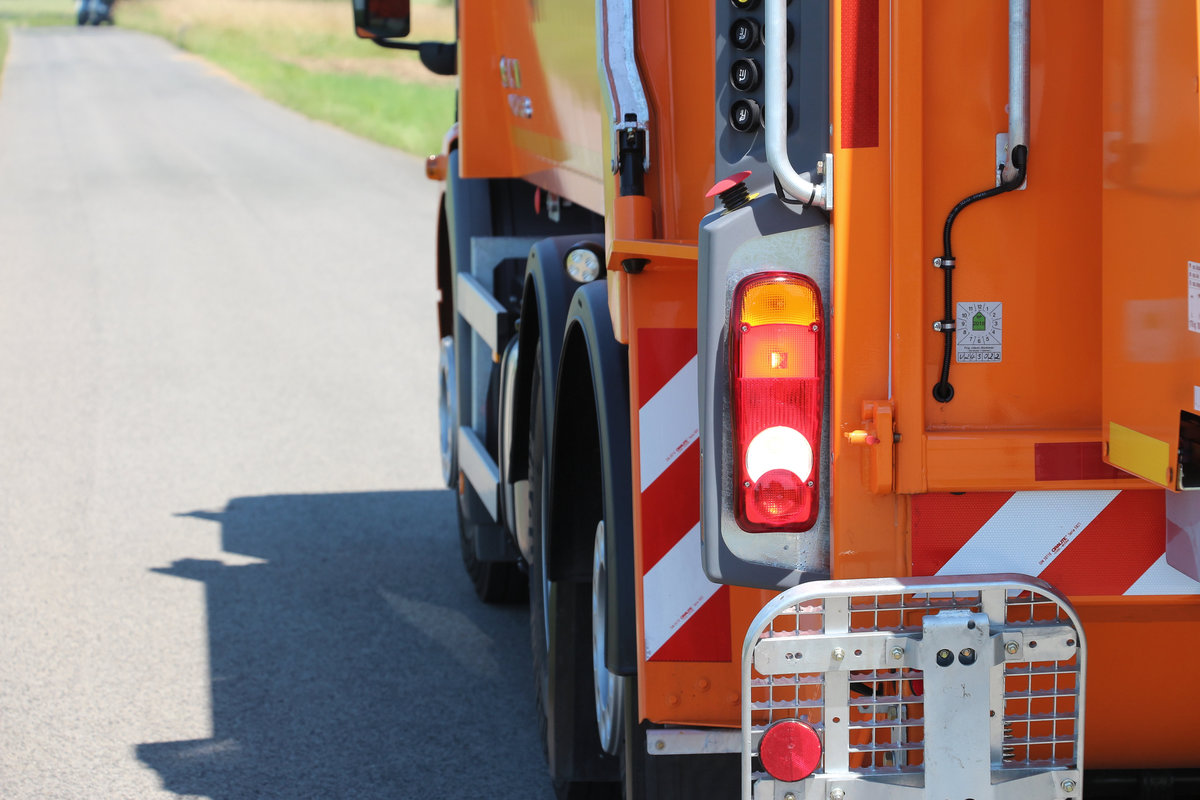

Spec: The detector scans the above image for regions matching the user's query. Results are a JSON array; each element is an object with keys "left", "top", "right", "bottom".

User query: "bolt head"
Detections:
[
  {"left": 831, "top": 647, "right": 845, "bottom": 662},
  {"left": 830, "top": 789, "right": 846, "bottom": 800},
  {"left": 654, "top": 739, "right": 665, "bottom": 751},
  {"left": 891, "top": 646, "right": 904, "bottom": 660},
  {"left": 784, "top": 794, "right": 796, "bottom": 800},
  {"left": 1061, "top": 779, "right": 1077, "bottom": 793},
  {"left": 1005, "top": 641, "right": 1019, "bottom": 655}
]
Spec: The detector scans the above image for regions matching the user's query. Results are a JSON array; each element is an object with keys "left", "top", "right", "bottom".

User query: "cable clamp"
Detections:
[
  {"left": 933, "top": 257, "right": 956, "bottom": 270},
  {"left": 933, "top": 320, "right": 956, "bottom": 333}
]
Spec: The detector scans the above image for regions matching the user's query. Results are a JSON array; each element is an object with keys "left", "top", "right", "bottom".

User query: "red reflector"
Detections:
[
  {"left": 754, "top": 468, "right": 805, "bottom": 518},
  {"left": 759, "top": 719, "right": 822, "bottom": 782},
  {"left": 730, "top": 273, "right": 824, "bottom": 532}
]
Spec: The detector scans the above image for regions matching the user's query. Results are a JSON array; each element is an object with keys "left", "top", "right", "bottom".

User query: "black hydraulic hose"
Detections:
[{"left": 931, "top": 144, "right": 1027, "bottom": 403}]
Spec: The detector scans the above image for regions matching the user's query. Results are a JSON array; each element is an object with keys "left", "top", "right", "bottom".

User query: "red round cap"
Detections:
[
  {"left": 706, "top": 170, "right": 753, "bottom": 198},
  {"left": 758, "top": 719, "right": 822, "bottom": 782}
]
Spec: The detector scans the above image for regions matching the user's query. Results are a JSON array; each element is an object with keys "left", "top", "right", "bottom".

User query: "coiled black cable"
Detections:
[{"left": 931, "top": 144, "right": 1028, "bottom": 403}]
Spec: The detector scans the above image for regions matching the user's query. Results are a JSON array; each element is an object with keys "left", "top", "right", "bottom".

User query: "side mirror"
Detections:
[{"left": 353, "top": 0, "right": 410, "bottom": 40}]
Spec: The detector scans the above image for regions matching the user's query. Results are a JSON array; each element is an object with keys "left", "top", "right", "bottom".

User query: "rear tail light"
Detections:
[{"left": 730, "top": 272, "right": 824, "bottom": 532}]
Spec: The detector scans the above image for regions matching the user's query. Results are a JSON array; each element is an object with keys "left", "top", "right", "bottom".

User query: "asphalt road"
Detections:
[{"left": 0, "top": 27, "right": 551, "bottom": 800}]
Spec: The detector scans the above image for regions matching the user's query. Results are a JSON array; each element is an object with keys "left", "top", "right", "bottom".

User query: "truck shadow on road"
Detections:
[{"left": 137, "top": 490, "right": 548, "bottom": 799}]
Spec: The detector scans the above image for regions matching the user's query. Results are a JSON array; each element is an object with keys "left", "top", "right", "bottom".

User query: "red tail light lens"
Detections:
[{"left": 730, "top": 272, "right": 824, "bottom": 532}]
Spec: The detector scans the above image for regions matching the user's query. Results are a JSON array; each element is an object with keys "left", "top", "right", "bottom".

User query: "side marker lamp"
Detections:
[{"left": 565, "top": 245, "right": 603, "bottom": 284}]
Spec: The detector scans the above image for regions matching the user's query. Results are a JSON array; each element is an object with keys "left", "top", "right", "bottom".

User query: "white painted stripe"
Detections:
[
  {"left": 638, "top": 355, "right": 700, "bottom": 491},
  {"left": 1125, "top": 554, "right": 1200, "bottom": 595},
  {"left": 937, "top": 490, "right": 1120, "bottom": 577},
  {"left": 643, "top": 523, "right": 720, "bottom": 659}
]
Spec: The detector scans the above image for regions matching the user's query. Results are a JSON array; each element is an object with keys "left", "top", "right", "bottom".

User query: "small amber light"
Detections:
[{"left": 738, "top": 278, "right": 818, "bottom": 327}]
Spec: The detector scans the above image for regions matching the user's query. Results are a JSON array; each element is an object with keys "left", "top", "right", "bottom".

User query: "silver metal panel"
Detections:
[
  {"left": 921, "top": 611, "right": 993, "bottom": 799},
  {"left": 455, "top": 272, "right": 509, "bottom": 355},
  {"left": 645, "top": 728, "right": 742, "bottom": 756},
  {"left": 595, "top": 0, "right": 650, "bottom": 172},
  {"left": 457, "top": 425, "right": 500, "bottom": 522},
  {"left": 740, "top": 574, "right": 1086, "bottom": 800}
]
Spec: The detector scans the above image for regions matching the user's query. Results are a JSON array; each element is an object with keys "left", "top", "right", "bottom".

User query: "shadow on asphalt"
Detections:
[{"left": 137, "top": 491, "right": 546, "bottom": 799}]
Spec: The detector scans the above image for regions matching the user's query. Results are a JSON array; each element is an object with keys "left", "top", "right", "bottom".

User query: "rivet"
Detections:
[
  {"left": 667, "top": 694, "right": 680, "bottom": 707},
  {"left": 697, "top": 678, "right": 711, "bottom": 692},
  {"left": 655, "top": 739, "right": 665, "bottom": 751}
]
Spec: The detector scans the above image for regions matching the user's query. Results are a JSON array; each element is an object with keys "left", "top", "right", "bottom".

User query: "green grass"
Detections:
[
  {"left": 0, "top": 0, "right": 455, "bottom": 157},
  {"left": 0, "top": 0, "right": 78, "bottom": 75},
  {"left": 117, "top": 0, "right": 455, "bottom": 156}
]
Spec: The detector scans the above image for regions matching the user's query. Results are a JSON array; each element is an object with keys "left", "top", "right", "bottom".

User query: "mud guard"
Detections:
[
  {"left": 551, "top": 280, "right": 637, "bottom": 677},
  {"left": 509, "top": 234, "right": 604, "bottom": 562}
]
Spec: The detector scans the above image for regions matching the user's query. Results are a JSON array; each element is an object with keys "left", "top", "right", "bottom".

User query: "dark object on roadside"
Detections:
[{"left": 76, "top": 0, "right": 115, "bottom": 26}]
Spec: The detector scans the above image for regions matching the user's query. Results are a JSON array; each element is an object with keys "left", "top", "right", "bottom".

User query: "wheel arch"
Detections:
[{"left": 548, "top": 280, "right": 638, "bottom": 678}]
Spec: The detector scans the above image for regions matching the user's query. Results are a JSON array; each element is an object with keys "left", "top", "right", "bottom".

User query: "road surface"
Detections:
[{"left": 0, "top": 26, "right": 551, "bottom": 800}]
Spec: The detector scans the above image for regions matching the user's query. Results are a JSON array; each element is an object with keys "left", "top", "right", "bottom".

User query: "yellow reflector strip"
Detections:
[
  {"left": 740, "top": 280, "right": 819, "bottom": 327},
  {"left": 1108, "top": 422, "right": 1170, "bottom": 486}
]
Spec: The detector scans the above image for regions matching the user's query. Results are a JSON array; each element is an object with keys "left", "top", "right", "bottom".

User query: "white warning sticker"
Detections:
[
  {"left": 956, "top": 302, "right": 1002, "bottom": 363},
  {"left": 1189, "top": 262, "right": 1200, "bottom": 333}
]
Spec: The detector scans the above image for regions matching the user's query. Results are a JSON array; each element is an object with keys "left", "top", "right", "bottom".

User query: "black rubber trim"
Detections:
[
  {"left": 554, "top": 281, "right": 637, "bottom": 677},
  {"left": 509, "top": 235, "right": 603, "bottom": 486}
]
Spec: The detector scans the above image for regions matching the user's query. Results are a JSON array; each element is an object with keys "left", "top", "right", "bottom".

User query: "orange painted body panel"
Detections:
[
  {"left": 1100, "top": 0, "right": 1200, "bottom": 487},
  {"left": 829, "top": 0, "right": 1200, "bottom": 768},
  {"left": 457, "top": 0, "right": 605, "bottom": 212}
]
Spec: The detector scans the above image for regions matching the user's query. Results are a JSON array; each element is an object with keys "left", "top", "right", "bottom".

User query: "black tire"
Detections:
[
  {"left": 528, "top": 353, "right": 620, "bottom": 800},
  {"left": 456, "top": 491, "right": 526, "bottom": 604}
]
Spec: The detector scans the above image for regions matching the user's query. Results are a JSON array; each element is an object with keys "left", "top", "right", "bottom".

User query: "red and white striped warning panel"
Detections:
[
  {"left": 638, "top": 328, "right": 730, "bottom": 662},
  {"left": 912, "top": 490, "right": 1200, "bottom": 596}
]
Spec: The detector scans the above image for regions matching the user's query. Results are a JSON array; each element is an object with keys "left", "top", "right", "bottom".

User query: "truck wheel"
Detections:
[
  {"left": 456, "top": 498, "right": 525, "bottom": 603},
  {"left": 591, "top": 520, "right": 626, "bottom": 757},
  {"left": 437, "top": 336, "right": 458, "bottom": 489},
  {"left": 528, "top": 354, "right": 620, "bottom": 799}
]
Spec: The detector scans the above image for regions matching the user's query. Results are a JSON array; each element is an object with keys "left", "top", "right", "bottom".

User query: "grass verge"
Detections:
[
  {"left": 118, "top": 0, "right": 455, "bottom": 156},
  {"left": 0, "top": 1, "right": 78, "bottom": 76}
]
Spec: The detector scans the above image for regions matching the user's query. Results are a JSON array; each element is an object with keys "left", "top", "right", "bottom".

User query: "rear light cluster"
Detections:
[{"left": 730, "top": 272, "right": 824, "bottom": 532}]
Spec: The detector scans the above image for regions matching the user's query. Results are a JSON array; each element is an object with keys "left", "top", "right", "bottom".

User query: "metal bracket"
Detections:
[{"left": 597, "top": 0, "right": 651, "bottom": 174}]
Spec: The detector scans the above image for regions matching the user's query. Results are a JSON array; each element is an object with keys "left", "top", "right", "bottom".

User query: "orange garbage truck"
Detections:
[{"left": 352, "top": 1, "right": 1200, "bottom": 797}]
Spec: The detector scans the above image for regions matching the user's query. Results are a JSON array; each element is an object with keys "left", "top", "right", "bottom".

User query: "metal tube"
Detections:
[
  {"left": 1002, "top": 0, "right": 1030, "bottom": 183},
  {"left": 764, "top": 0, "right": 828, "bottom": 209}
]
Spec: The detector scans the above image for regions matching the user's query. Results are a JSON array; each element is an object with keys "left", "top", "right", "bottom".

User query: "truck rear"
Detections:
[{"left": 353, "top": 0, "right": 1200, "bottom": 796}]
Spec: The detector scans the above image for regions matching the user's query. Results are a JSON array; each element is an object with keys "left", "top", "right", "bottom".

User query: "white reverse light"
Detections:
[{"left": 745, "top": 426, "right": 813, "bottom": 483}]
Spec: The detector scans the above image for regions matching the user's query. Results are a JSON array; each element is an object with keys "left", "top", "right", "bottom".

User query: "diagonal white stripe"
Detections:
[
  {"left": 638, "top": 355, "right": 699, "bottom": 491},
  {"left": 1125, "top": 554, "right": 1200, "bottom": 595},
  {"left": 937, "top": 490, "right": 1120, "bottom": 577},
  {"left": 642, "top": 523, "right": 719, "bottom": 659}
]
